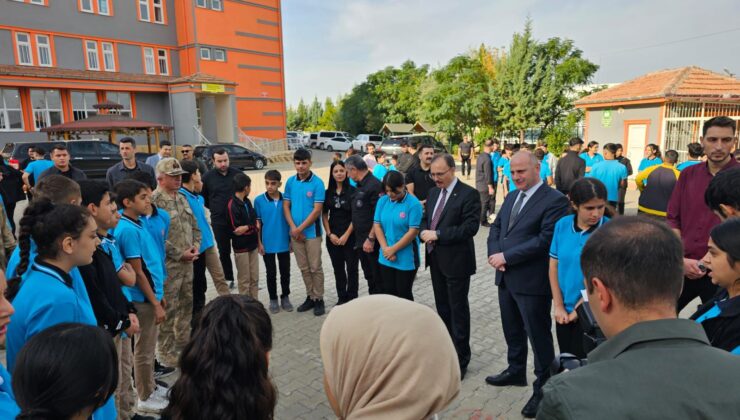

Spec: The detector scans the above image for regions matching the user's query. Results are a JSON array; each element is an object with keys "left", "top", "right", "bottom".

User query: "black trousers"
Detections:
[
  {"left": 617, "top": 185, "right": 627, "bottom": 215},
  {"left": 429, "top": 255, "right": 471, "bottom": 370},
  {"left": 555, "top": 321, "right": 587, "bottom": 359},
  {"left": 478, "top": 190, "right": 495, "bottom": 224},
  {"left": 192, "top": 250, "right": 208, "bottom": 329},
  {"left": 460, "top": 157, "right": 472, "bottom": 176},
  {"left": 379, "top": 264, "right": 416, "bottom": 301},
  {"left": 212, "top": 224, "right": 234, "bottom": 282},
  {"left": 498, "top": 281, "right": 554, "bottom": 390},
  {"left": 326, "top": 240, "right": 359, "bottom": 301},
  {"left": 4, "top": 201, "right": 16, "bottom": 232},
  {"left": 677, "top": 274, "right": 718, "bottom": 312},
  {"left": 263, "top": 252, "right": 291, "bottom": 300},
  {"left": 358, "top": 242, "right": 382, "bottom": 295}
]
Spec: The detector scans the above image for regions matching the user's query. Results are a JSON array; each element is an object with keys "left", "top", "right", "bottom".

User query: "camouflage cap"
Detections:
[{"left": 156, "top": 158, "right": 188, "bottom": 176}]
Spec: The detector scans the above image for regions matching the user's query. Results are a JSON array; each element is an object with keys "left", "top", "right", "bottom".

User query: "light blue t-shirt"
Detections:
[
  {"left": 373, "top": 193, "right": 422, "bottom": 271},
  {"left": 100, "top": 233, "right": 131, "bottom": 301},
  {"left": 490, "top": 151, "right": 502, "bottom": 183},
  {"left": 579, "top": 152, "right": 604, "bottom": 169},
  {"left": 587, "top": 160, "right": 628, "bottom": 202},
  {"left": 498, "top": 157, "right": 516, "bottom": 191},
  {"left": 550, "top": 215, "right": 609, "bottom": 312},
  {"left": 539, "top": 160, "right": 552, "bottom": 183},
  {"left": 142, "top": 206, "right": 170, "bottom": 263},
  {"left": 179, "top": 187, "right": 215, "bottom": 253},
  {"left": 254, "top": 192, "right": 290, "bottom": 254},
  {"left": 23, "top": 159, "right": 54, "bottom": 183},
  {"left": 676, "top": 160, "right": 701, "bottom": 171},
  {"left": 638, "top": 157, "right": 663, "bottom": 172},
  {"left": 113, "top": 215, "right": 166, "bottom": 302},
  {"left": 372, "top": 164, "right": 397, "bottom": 181},
  {"left": 0, "top": 364, "right": 18, "bottom": 419},
  {"left": 284, "top": 172, "right": 325, "bottom": 240}
]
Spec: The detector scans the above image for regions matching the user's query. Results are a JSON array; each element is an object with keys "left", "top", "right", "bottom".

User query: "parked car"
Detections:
[
  {"left": 1, "top": 139, "right": 150, "bottom": 179},
  {"left": 194, "top": 144, "right": 268, "bottom": 170},
  {"left": 352, "top": 134, "right": 385, "bottom": 152},
  {"left": 308, "top": 133, "right": 319, "bottom": 148},
  {"left": 287, "top": 136, "right": 303, "bottom": 150},
  {"left": 316, "top": 131, "right": 350, "bottom": 150},
  {"left": 380, "top": 134, "right": 447, "bottom": 156},
  {"left": 323, "top": 137, "right": 353, "bottom": 152}
]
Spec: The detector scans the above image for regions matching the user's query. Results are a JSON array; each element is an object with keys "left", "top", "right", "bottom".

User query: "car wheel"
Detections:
[
  {"left": 255, "top": 159, "right": 265, "bottom": 170},
  {"left": 327, "top": 146, "right": 333, "bottom": 152}
]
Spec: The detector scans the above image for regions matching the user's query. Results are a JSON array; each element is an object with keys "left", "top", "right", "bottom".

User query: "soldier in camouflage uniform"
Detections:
[{"left": 153, "top": 158, "right": 201, "bottom": 367}]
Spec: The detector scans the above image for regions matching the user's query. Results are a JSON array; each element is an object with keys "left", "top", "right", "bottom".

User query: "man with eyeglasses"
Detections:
[{"left": 180, "top": 144, "right": 208, "bottom": 176}]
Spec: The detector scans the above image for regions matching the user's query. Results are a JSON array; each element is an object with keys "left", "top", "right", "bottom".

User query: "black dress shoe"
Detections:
[
  {"left": 460, "top": 367, "right": 467, "bottom": 381},
  {"left": 521, "top": 392, "right": 543, "bottom": 418},
  {"left": 484, "top": 370, "right": 527, "bottom": 387}
]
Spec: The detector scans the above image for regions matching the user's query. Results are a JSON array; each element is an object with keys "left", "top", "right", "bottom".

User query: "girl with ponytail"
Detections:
[{"left": 162, "top": 295, "right": 277, "bottom": 420}]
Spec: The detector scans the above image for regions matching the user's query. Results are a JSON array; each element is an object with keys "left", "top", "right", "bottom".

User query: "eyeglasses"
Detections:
[{"left": 430, "top": 168, "right": 452, "bottom": 178}]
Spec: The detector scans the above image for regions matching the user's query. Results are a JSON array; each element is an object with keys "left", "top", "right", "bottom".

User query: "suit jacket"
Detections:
[
  {"left": 423, "top": 180, "right": 481, "bottom": 278},
  {"left": 487, "top": 184, "right": 569, "bottom": 295}
]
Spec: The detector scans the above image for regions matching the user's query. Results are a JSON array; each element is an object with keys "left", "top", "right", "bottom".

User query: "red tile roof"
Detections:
[{"left": 575, "top": 67, "right": 740, "bottom": 107}]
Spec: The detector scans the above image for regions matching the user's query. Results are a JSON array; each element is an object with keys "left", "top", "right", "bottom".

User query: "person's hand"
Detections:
[
  {"left": 338, "top": 234, "right": 349, "bottom": 246},
  {"left": 181, "top": 247, "right": 199, "bottom": 262},
  {"left": 234, "top": 226, "right": 249, "bottom": 236},
  {"left": 154, "top": 302, "right": 166, "bottom": 324},
  {"left": 290, "top": 227, "right": 302, "bottom": 240},
  {"left": 684, "top": 258, "right": 704, "bottom": 279},
  {"left": 329, "top": 233, "right": 340, "bottom": 246},
  {"left": 258, "top": 244, "right": 265, "bottom": 256},
  {"left": 488, "top": 253, "right": 506, "bottom": 271},
  {"left": 554, "top": 306, "right": 569, "bottom": 324},
  {"left": 567, "top": 310, "right": 579, "bottom": 323},
  {"left": 420, "top": 230, "right": 438, "bottom": 243},
  {"left": 488, "top": 185, "right": 494, "bottom": 195},
  {"left": 382, "top": 246, "right": 396, "bottom": 260},
  {"left": 363, "top": 238, "right": 374, "bottom": 253},
  {"left": 125, "top": 313, "right": 140, "bottom": 336}
]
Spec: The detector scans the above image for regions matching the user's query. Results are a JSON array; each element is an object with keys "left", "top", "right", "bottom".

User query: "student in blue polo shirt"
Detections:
[
  {"left": 126, "top": 171, "right": 170, "bottom": 266},
  {"left": 372, "top": 151, "right": 396, "bottom": 181},
  {"left": 677, "top": 142, "right": 703, "bottom": 171},
  {"left": 284, "top": 148, "right": 326, "bottom": 316},
  {"left": 0, "top": 269, "right": 19, "bottom": 418},
  {"left": 638, "top": 143, "right": 663, "bottom": 172},
  {"left": 255, "top": 169, "right": 293, "bottom": 313},
  {"left": 373, "top": 171, "right": 422, "bottom": 301},
  {"left": 535, "top": 148, "right": 553, "bottom": 185},
  {"left": 549, "top": 178, "right": 611, "bottom": 358},
  {"left": 587, "top": 143, "right": 628, "bottom": 208},
  {"left": 497, "top": 144, "right": 515, "bottom": 195},
  {"left": 113, "top": 179, "right": 169, "bottom": 415},
  {"left": 21, "top": 147, "right": 53, "bottom": 189},
  {"left": 579, "top": 141, "right": 604, "bottom": 173}
]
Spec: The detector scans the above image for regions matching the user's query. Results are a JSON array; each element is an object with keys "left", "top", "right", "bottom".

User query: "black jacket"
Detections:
[
  {"left": 475, "top": 153, "right": 493, "bottom": 191},
  {"left": 202, "top": 167, "right": 242, "bottom": 225},
  {"left": 691, "top": 289, "right": 740, "bottom": 353},
  {"left": 227, "top": 195, "right": 258, "bottom": 252},
  {"left": 554, "top": 151, "right": 585, "bottom": 194}
]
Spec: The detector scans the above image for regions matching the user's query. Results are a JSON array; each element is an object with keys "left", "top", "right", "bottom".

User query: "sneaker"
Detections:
[
  {"left": 154, "top": 360, "right": 175, "bottom": 379},
  {"left": 269, "top": 299, "right": 280, "bottom": 314},
  {"left": 313, "top": 299, "right": 325, "bottom": 316},
  {"left": 152, "top": 385, "right": 169, "bottom": 400},
  {"left": 296, "top": 297, "right": 315, "bottom": 312},
  {"left": 281, "top": 296, "right": 293, "bottom": 312},
  {"left": 137, "top": 395, "right": 167, "bottom": 414},
  {"left": 487, "top": 213, "right": 496, "bottom": 224}
]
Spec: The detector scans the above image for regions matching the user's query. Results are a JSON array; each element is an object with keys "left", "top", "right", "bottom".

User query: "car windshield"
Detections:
[{"left": 384, "top": 138, "right": 402, "bottom": 146}]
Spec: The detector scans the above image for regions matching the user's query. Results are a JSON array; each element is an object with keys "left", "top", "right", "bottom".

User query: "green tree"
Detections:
[
  {"left": 336, "top": 82, "right": 383, "bottom": 134},
  {"left": 307, "top": 96, "right": 323, "bottom": 128},
  {"left": 367, "top": 60, "right": 429, "bottom": 123},
  {"left": 317, "top": 97, "right": 337, "bottom": 130}
]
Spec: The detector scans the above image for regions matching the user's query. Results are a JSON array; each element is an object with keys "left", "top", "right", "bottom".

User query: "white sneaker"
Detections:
[
  {"left": 152, "top": 384, "right": 169, "bottom": 400},
  {"left": 487, "top": 213, "right": 496, "bottom": 224},
  {"left": 137, "top": 394, "right": 167, "bottom": 413}
]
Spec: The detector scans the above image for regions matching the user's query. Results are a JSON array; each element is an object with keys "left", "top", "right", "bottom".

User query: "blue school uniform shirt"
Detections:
[
  {"left": 254, "top": 192, "right": 290, "bottom": 254},
  {"left": 539, "top": 160, "right": 552, "bottom": 183},
  {"left": 497, "top": 157, "right": 516, "bottom": 192},
  {"left": 0, "top": 364, "right": 19, "bottom": 419},
  {"left": 490, "top": 151, "right": 502, "bottom": 183},
  {"left": 179, "top": 187, "right": 215, "bottom": 253},
  {"left": 676, "top": 160, "right": 701, "bottom": 171},
  {"left": 23, "top": 159, "right": 54, "bottom": 183},
  {"left": 550, "top": 215, "right": 609, "bottom": 312},
  {"left": 100, "top": 233, "right": 132, "bottom": 301},
  {"left": 373, "top": 193, "right": 422, "bottom": 271},
  {"left": 372, "top": 164, "right": 396, "bottom": 181},
  {"left": 142, "top": 206, "right": 170, "bottom": 262},
  {"left": 587, "top": 160, "right": 628, "bottom": 202},
  {"left": 638, "top": 157, "right": 663, "bottom": 172},
  {"left": 284, "top": 172, "right": 325, "bottom": 240},
  {"left": 579, "top": 152, "right": 604, "bottom": 169},
  {"left": 113, "top": 214, "right": 166, "bottom": 302}
]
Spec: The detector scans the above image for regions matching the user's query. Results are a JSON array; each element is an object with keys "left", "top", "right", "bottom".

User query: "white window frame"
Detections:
[
  {"left": 15, "top": 32, "right": 33, "bottom": 66},
  {"left": 152, "top": 0, "right": 164, "bottom": 23},
  {"left": 0, "top": 88, "right": 24, "bottom": 132},
  {"left": 213, "top": 48, "right": 225, "bottom": 62},
  {"left": 106, "top": 92, "right": 132, "bottom": 117},
  {"left": 85, "top": 40, "right": 100, "bottom": 71},
  {"left": 102, "top": 42, "right": 115, "bottom": 72},
  {"left": 211, "top": 0, "right": 222, "bottom": 11},
  {"left": 31, "top": 89, "right": 63, "bottom": 131},
  {"left": 30, "top": 0, "right": 45, "bottom": 4},
  {"left": 196, "top": 0, "right": 207, "bottom": 7},
  {"left": 143, "top": 47, "right": 155, "bottom": 74},
  {"left": 35, "top": 34, "right": 52, "bottom": 67},
  {"left": 157, "top": 49, "right": 169, "bottom": 75},
  {"left": 98, "top": 0, "right": 110, "bottom": 15},
  {"left": 200, "top": 47, "right": 211, "bottom": 60},
  {"left": 71, "top": 91, "right": 98, "bottom": 121},
  {"left": 139, "top": 0, "right": 150, "bottom": 21},
  {"left": 80, "top": 0, "right": 93, "bottom": 13}
]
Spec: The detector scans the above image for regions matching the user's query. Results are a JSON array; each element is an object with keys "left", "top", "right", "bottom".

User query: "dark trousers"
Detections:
[
  {"left": 263, "top": 252, "right": 291, "bottom": 300},
  {"left": 192, "top": 250, "right": 208, "bottom": 329},
  {"left": 326, "top": 240, "right": 359, "bottom": 302},
  {"left": 379, "top": 264, "right": 416, "bottom": 301},
  {"left": 617, "top": 185, "right": 627, "bottom": 215},
  {"left": 358, "top": 242, "right": 382, "bottom": 295},
  {"left": 498, "top": 282, "right": 554, "bottom": 390},
  {"left": 4, "top": 201, "right": 16, "bottom": 232},
  {"left": 429, "top": 255, "right": 471, "bottom": 370},
  {"left": 212, "top": 224, "right": 234, "bottom": 282},
  {"left": 677, "top": 274, "right": 718, "bottom": 312},
  {"left": 478, "top": 190, "right": 495, "bottom": 224},
  {"left": 555, "top": 322, "right": 586, "bottom": 359},
  {"left": 460, "top": 157, "right": 471, "bottom": 176}
]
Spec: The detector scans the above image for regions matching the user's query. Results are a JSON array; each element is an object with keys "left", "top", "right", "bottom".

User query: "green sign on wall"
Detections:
[{"left": 601, "top": 109, "right": 613, "bottom": 128}]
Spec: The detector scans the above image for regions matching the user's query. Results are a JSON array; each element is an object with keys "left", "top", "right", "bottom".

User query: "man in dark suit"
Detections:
[
  {"left": 486, "top": 151, "right": 570, "bottom": 418},
  {"left": 420, "top": 154, "right": 481, "bottom": 379}
]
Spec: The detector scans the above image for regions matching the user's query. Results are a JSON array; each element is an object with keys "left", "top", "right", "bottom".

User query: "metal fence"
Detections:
[
  {"left": 237, "top": 128, "right": 289, "bottom": 158},
  {"left": 663, "top": 102, "right": 740, "bottom": 160}
]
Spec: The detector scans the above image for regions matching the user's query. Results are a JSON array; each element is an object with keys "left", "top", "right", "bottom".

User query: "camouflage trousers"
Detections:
[{"left": 157, "top": 260, "right": 193, "bottom": 366}]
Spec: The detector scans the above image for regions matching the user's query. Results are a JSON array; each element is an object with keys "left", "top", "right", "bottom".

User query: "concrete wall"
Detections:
[
  {"left": 586, "top": 105, "right": 661, "bottom": 145},
  {"left": 118, "top": 44, "right": 143, "bottom": 74},
  {"left": 54, "top": 36, "right": 86, "bottom": 70},
  {"left": 170, "top": 92, "right": 198, "bottom": 147},
  {"left": 135, "top": 92, "right": 171, "bottom": 125},
  {"left": 0, "top": 30, "right": 13, "bottom": 65},
  {"left": 200, "top": 96, "right": 218, "bottom": 141}
]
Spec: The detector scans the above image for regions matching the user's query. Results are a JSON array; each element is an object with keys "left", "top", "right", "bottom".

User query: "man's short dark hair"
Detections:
[
  {"left": 126, "top": 171, "right": 155, "bottom": 189},
  {"left": 418, "top": 143, "right": 434, "bottom": 153},
  {"left": 534, "top": 149, "right": 545, "bottom": 160},
  {"left": 212, "top": 147, "right": 228, "bottom": 157},
  {"left": 569, "top": 137, "right": 584, "bottom": 147},
  {"left": 159, "top": 140, "right": 172, "bottom": 147},
  {"left": 366, "top": 143, "right": 375, "bottom": 150},
  {"left": 34, "top": 146, "right": 47, "bottom": 155},
  {"left": 344, "top": 155, "right": 367, "bottom": 171},
  {"left": 114, "top": 179, "right": 148, "bottom": 209},
  {"left": 581, "top": 217, "right": 684, "bottom": 309},
  {"left": 492, "top": 139, "right": 500, "bottom": 145},
  {"left": 603, "top": 143, "right": 618, "bottom": 154},
  {"left": 51, "top": 144, "right": 67, "bottom": 153},
  {"left": 120, "top": 137, "right": 136, "bottom": 147},
  {"left": 703, "top": 116, "right": 737, "bottom": 136},
  {"left": 180, "top": 159, "right": 199, "bottom": 183},
  {"left": 664, "top": 150, "right": 679, "bottom": 164},
  {"left": 687, "top": 142, "right": 704, "bottom": 158},
  {"left": 484, "top": 140, "right": 493, "bottom": 148},
  {"left": 79, "top": 180, "right": 110, "bottom": 207},
  {"left": 400, "top": 141, "right": 408, "bottom": 147},
  {"left": 181, "top": 144, "right": 192, "bottom": 148},
  {"left": 705, "top": 167, "right": 740, "bottom": 217},
  {"left": 265, "top": 169, "right": 281, "bottom": 182},
  {"left": 233, "top": 172, "right": 251, "bottom": 192},
  {"left": 293, "top": 148, "right": 311, "bottom": 162},
  {"left": 431, "top": 153, "right": 454, "bottom": 168}
]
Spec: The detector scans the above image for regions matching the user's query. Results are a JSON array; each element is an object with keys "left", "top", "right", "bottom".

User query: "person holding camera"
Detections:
[{"left": 538, "top": 217, "right": 740, "bottom": 419}]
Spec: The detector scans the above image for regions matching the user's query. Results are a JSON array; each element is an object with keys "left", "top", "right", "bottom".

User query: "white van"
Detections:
[{"left": 352, "top": 134, "right": 384, "bottom": 152}]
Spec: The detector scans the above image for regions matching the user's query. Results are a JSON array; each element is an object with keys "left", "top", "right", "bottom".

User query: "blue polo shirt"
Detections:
[
  {"left": 490, "top": 151, "right": 502, "bottom": 182},
  {"left": 498, "top": 157, "right": 516, "bottom": 191},
  {"left": 254, "top": 192, "right": 291, "bottom": 254},
  {"left": 100, "top": 233, "right": 131, "bottom": 301},
  {"left": 638, "top": 157, "right": 663, "bottom": 172},
  {"left": 579, "top": 152, "right": 604, "bottom": 169},
  {"left": 113, "top": 215, "right": 166, "bottom": 302},
  {"left": 550, "top": 215, "right": 609, "bottom": 312},
  {"left": 539, "top": 160, "right": 552, "bottom": 183},
  {"left": 284, "top": 172, "right": 325, "bottom": 240},
  {"left": 23, "top": 159, "right": 54, "bottom": 183},
  {"left": 372, "top": 164, "right": 397, "bottom": 181},
  {"left": 677, "top": 160, "right": 701, "bottom": 171},
  {"left": 587, "top": 159, "right": 628, "bottom": 202},
  {"left": 179, "top": 187, "right": 215, "bottom": 253},
  {"left": 373, "top": 193, "right": 422, "bottom": 271},
  {"left": 0, "top": 364, "right": 18, "bottom": 419},
  {"left": 142, "top": 206, "right": 170, "bottom": 262}
]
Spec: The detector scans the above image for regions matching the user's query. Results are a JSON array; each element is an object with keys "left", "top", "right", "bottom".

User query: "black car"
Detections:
[
  {"left": 194, "top": 144, "right": 267, "bottom": 170},
  {"left": 2, "top": 140, "right": 151, "bottom": 179}
]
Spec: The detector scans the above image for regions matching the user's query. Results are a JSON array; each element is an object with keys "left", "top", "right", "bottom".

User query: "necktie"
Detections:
[
  {"left": 508, "top": 192, "right": 526, "bottom": 229},
  {"left": 427, "top": 189, "right": 448, "bottom": 253}
]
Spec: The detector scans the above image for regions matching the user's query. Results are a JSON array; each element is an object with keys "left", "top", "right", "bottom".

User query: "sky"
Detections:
[{"left": 281, "top": 0, "right": 740, "bottom": 107}]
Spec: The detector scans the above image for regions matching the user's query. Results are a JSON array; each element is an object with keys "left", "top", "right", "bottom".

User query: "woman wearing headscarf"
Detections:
[{"left": 320, "top": 295, "right": 460, "bottom": 420}]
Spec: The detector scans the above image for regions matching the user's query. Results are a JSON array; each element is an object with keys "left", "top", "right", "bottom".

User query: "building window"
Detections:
[
  {"left": 196, "top": 0, "right": 206, "bottom": 7},
  {"left": 102, "top": 42, "right": 115, "bottom": 71},
  {"left": 152, "top": 0, "right": 164, "bottom": 23},
  {"left": 15, "top": 32, "right": 33, "bottom": 66},
  {"left": 143, "top": 47, "right": 155, "bottom": 74},
  {"left": 210, "top": 0, "right": 222, "bottom": 11},
  {"left": 36, "top": 34, "right": 52, "bottom": 67},
  {"left": 0, "top": 88, "right": 23, "bottom": 131},
  {"left": 30, "top": 0, "right": 45, "bottom": 4},
  {"left": 31, "top": 89, "right": 63, "bottom": 130},
  {"left": 98, "top": 0, "right": 110, "bottom": 15},
  {"left": 79, "top": 0, "right": 93, "bottom": 12},
  {"left": 71, "top": 91, "right": 98, "bottom": 121},
  {"left": 106, "top": 92, "right": 132, "bottom": 117},
  {"left": 157, "top": 49, "right": 169, "bottom": 75},
  {"left": 200, "top": 48, "right": 211, "bottom": 60},
  {"left": 85, "top": 40, "right": 99, "bottom": 70},
  {"left": 213, "top": 48, "right": 226, "bottom": 62},
  {"left": 139, "top": 0, "right": 150, "bottom": 21}
]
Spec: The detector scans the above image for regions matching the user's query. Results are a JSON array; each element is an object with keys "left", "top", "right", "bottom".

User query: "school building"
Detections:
[
  {"left": 0, "top": 0, "right": 287, "bottom": 148},
  {"left": 575, "top": 66, "right": 740, "bottom": 165}
]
